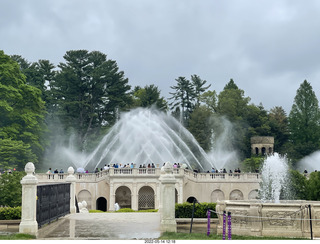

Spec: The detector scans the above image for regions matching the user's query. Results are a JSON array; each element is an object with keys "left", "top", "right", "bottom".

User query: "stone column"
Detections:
[
  {"left": 159, "top": 162, "right": 177, "bottom": 232},
  {"left": 132, "top": 182, "right": 138, "bottom": 211},
  {"left": 66, "top": 166, "right": 76, "bottom": 214},
  {"left": 19, "top": 162, "right": 38, "bottom": 236},
  {"left": 249, "top": 203, "right": 262, "bottom": 236},
  {"left": 109, "top": 183, "right": 115, "bottom": 211}
]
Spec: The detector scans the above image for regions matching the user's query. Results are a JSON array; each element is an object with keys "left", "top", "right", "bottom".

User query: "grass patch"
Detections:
[
  {"left": 0, "top": 233, "right": 36, "bottom": 240},
  {"left": 159, "top": 232, "right": 308, "bottom": 240},
  {"left": 89, "top": 210, "right": 105, "bottom": 213}
]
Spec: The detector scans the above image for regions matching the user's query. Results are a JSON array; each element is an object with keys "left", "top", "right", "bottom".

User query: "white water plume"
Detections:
[
  {"left": 82, "top": 108, "right": 214, "bottom": 171},
  {"left": 259, "top": 153, "right": 289, "bottom": 203},
  {"left": 207, "top": 116, "right": 239, "bottom": 170},
  {"left": 297, "top": 150, "right": 320, "bottom": 173}
]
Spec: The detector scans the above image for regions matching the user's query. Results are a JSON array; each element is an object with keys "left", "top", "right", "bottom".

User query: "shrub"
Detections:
[
  {"left": 89, "top": 210, "right": 105, "bottom": 213},
  {"left": 116, "top": 208, "right": 135, "bottom": 212},
  {"left": 0, "top": 206, "right": 21, "bottom": 220},
  {"left": 175, "top": 202, "right": 216, "bottom": 218}
]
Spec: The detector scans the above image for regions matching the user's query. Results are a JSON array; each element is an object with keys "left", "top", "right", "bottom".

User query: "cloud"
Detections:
[{"left": 1, "top": 0, "right": 320, "bottom": 113}]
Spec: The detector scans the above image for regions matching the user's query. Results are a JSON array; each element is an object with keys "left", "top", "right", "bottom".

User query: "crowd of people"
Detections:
[
  {"left": 0, "top": 168, "right": 17, "bottom": 175},
  {"left": 209, "top": 168, "right": 244, "bottom": 174},
  {"left": 44, "top": 164, "right": 320, "bottom": 176}
]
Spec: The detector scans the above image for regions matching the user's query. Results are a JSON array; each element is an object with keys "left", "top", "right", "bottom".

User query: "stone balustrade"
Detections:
[{"left": 36, "top": 168, "right": 260, "bottom": 184}]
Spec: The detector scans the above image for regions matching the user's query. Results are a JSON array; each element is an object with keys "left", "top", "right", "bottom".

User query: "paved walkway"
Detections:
[{"left": 40, "top": 212, "right": 161, "bottom": 240}]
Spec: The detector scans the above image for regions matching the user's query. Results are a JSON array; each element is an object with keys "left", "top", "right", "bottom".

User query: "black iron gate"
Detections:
[{"left": 36, "top": 183, "right": 70, "bottom": 228}]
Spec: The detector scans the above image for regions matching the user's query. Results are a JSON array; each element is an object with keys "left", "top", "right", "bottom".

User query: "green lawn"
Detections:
[
  {"left": 159, "top": 232, "right": 309, "bottom": 240},
  {"left": 0, "top": 233, "right": 36, "bottom": 240}
]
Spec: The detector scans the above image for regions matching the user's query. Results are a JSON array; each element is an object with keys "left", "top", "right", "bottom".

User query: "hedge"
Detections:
[
  {"left": 175, "top": 202, "right": 217, "bottom": 218},
  {"left": 0, "top": 206, "right": 21, "bottom": 220}
]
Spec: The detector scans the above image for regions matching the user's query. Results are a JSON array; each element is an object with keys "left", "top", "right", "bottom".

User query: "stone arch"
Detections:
[
  {"left": 211, "top": 189, "right": 225, "bottom": 202},
  {"left": 248, "top": 189, "right": 259, "bottom": 200},
  {"left": 138, "top": 186, "right": 155, "bottom": 210},
  {"left": 269, "top": 147, "right": 273, "bottom": 154},
  {"left": 115, "top": 186, "right": 132, "bottom": 209},
  {"left": 96, "top": 197, "right": 107, "bottom": 211},
  {"left": 186, "top": 196, "right": 197, "bottom": 203},
  {"left": 229, "top": 189, "right": 244, "bottom": 200},
  {"left": 261, "top": 147, "right": 266, "bottom": 155},
  {"left": 77, "top": 190, "right": 92, "bottom": 210},
  {"left": 255, "top": 147, "right": 259, "bottom": 155}
]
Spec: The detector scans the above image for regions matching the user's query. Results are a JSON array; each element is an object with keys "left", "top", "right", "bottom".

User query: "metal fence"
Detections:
[{"left": 36, "top": 183, "right": 70, "bottom": 228}]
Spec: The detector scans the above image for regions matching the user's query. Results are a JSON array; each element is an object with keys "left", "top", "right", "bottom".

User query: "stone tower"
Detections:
[{"left": 251, "top": 136, "right": 274, "bottom": 155}]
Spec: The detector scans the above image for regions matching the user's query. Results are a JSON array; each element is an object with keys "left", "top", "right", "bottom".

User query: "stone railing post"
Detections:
[
  {"left": 19, "top": 162, "right": 38, "bottom": 236},
  {"left": 249, "top": 203, "right": 262, "bottom": 236},
  {"left": 159, "top": 162, "right": 177, "bottom": 232},
  {"left": 66, "top": 166, "right": 76, "bottom": 214}
]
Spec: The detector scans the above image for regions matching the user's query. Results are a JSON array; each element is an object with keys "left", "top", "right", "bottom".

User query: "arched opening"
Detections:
[
  {"left": 115, "top": 186, "right": 132, "bottom": 209},
  {"left": 269, "top": 147, "right": 272, "bottom": 154},
  {"left": 261, "top": 147, "right": 266, "bottom": 155},
  {"left": 211, "top": 190, "right": 225, "bottom": 202},
  {"left": 96, "top": 197, "right": 107, "bottom": 211},
  {"left": 175, "top": 188, "right": 178, "bottom": 203},
  {"left": 186, "top": 196, "right": 197, "bottom": 203},
  {"left": 248, "top": 189, "right": 259, "bottom": 200},
  {"left": 77, "top": 190, "right": 92, "bottom": 210},
  {"left": 138, "top": 186, "right": 155, "bottom": 210},
  {"left": 229, "top": 189, "right": 244, "bottom": 200},
  {"left": 255, "top": 147, "right": 259, "bottom": 155}
]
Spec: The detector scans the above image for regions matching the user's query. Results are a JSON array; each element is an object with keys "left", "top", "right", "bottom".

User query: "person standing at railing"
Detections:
[{"left": 46, "top": 168, "right": 52, "bottom": 179}]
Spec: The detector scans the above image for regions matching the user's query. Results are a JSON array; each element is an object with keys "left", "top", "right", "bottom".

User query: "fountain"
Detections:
[
  {"left": 54, "top": 108, "right": 215, "bottom": 172},
  {"left": 259, "top": 153, "right": 290, "bottom": 203},
  {"left": 216, "top": 153, "right": 320, "bottom": 238}
]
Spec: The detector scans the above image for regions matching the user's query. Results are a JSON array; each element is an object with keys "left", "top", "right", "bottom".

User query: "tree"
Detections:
[
  {"left": 169, "top": 76, "right": 196, "bottom": 126},
  {"left": 50, "top": 50, "right": 131, "bottom": 150},
  {"left": 216, "top": 79, "right": 250, "bottom": 122},
  {"left": 306, "top": 171, "right": 320, "bottom": 200},
  {"left": 268, "top": 106, "right": 289, "bottom": 154},
  {"left": 132, "top": 84, "right": 167, "bottom": 111},
  {"left": 287, "top": 170, "right": 307, "bottom": 200},
  {"left": 200, "top": 90, "right": 217, "bottom": 112},
  {"left": 188, "top": 106, "right": 214, "bottom": 151},
  {"left": 0, "top": 171, "right": 26, "bottom": 207},
  {"left": 241, "top": 156, "right": 264, "bottom": 173},
  {"left": 10, "top": 55, "right": 56, "bottom": 111},
  {"left": 288, "top": 80, "right": 320, "bottom": 160},
  {"left": 0, "top": 50, "right": 46, "bottom": 169},
  {"left": 191, "top": 74, "right": 211, "bottom": 107},
  {"left": 216, "top": 79, "right": 251, "bottom": 158}
]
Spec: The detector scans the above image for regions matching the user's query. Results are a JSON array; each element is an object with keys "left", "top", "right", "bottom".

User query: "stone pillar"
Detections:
[
  {"left": 109, "top": 183, "right": 115, "bottom": 211},
  {"left": 132, "top": 182, "right": 138, "bottom": 211},
  {"left": 66, "top": 166, "right": 76, "bottom": 214},
  {"left": 249, "top": 203, "right": 262, "bottom": 236},
  {"left": 159, "top": 162, "right": 177, "bottom": 232},
  {"left": 19, "top": 162, "right": 38, "bottom": 236}
]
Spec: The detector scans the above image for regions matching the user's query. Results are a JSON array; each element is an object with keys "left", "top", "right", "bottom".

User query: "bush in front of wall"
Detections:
[
  {"left": 175, "top": 202, "right": 217, "bottom": 218},
  {"left": 0, "top": 206, "right": 21, "bottom": 220}
]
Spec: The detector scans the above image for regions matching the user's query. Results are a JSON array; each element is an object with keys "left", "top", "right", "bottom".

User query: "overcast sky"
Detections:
[{"left": 1, "top": 0, "right": 320, "bottom": 113}]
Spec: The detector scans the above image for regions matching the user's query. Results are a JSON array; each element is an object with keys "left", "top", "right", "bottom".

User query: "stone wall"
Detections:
[{"left": 216, "top": 200, "right": 320, "bottom": 238}]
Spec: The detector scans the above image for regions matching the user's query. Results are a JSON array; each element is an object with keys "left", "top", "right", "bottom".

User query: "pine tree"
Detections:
[{"left": 288, "top": 80, "right": 320, "bottom": 160}]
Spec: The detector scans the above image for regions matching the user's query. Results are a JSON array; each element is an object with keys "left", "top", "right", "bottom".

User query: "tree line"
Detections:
[{"left": 1, "top": 49, "right": 320, "bottom": 171}]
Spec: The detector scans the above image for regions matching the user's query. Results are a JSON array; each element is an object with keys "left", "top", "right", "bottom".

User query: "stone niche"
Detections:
[{"left": 251, "top": 136, "right": 274, "bottom": 156}]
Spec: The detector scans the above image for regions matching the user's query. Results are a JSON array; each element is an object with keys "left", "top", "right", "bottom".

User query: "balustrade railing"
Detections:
[{"left": 36, "top": 168, "right": 260, "bottom": 182}]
